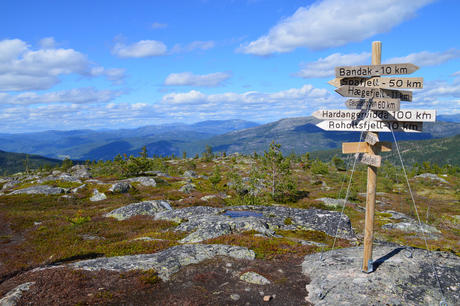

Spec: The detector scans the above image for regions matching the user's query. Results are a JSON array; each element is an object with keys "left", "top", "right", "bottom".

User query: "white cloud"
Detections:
[
  {"left": 236, "top": 0, "right": 436, "bottom": 56},
  {"left": 451, "top": 71, "right": 460, "bottom": 77},
  {"left": 160, "top": 84, "right": 330, "bottom": 106},
  {"left": 0, "top": 87, "right": 124, "bottom": 106},
  {"left": 384, "top": 48, "right": 460, "bottom": 67},
  {"left": 164, "top": 72, "right": 231, "bottom": 88},
  {"left": 151, "top": 22, "right": 168, "bottom": 29},
  {"left": 111, "top": 40, "right": 168, "bottom": 58},
  {"left": 293, "top": 52, "right": 370, "bottom": 79},
  {"left": 0, "top": 38, "right": 127, "bottom": 91},
  {"left": 171, "top": 41, "right": 215, "bottom": 53},
  {"left": 415, "top": 77, "right": 460, "bottom": 102},
  {"left": 38, "top": 37, "right": 58, "bottom": 49}
]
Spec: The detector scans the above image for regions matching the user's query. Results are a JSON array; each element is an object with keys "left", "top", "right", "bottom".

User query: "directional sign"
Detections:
[
  {"left": 355, "top": 153, "right": 381, "bottom": 167},
  {"left": 328, "top": 77, "right": 423, "bottom": 89},
  {"left": 335, "top": 63, "right": 419, "bottom": 78},
  {"left": 316, "top": 120, "right": 423, "bottom": 133},
  {"left": 345, "top": 98, "right": 400, "bottom": 111},
  {"left": 343, "top": 142, "right": 393, "bottom": 154},
  {"left": 335, "top": 86, "right": 413, "bottom": 101},
  {"left": 363, "top": 132, "right": 379, "bottom": 145},
  {"left": 311, "top": 109, "right": 436, "bottom": 122}
]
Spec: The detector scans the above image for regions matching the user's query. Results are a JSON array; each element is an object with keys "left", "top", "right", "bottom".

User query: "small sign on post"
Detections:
[
  {"left": 355, "top": 153, "right": 381, "bottom": 167},
  {"left": 363, "top": 132, "right": 379, "bottom": 146},
  {"left": 345, "top": 98, "right": 401, "bottom": 111}
]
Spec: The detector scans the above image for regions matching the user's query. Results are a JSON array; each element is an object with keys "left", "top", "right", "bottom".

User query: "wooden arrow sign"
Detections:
[
  {"left": 311, "top": 109, "right": 436, "bottom": 122},
  {"left": 335, "top": 86, "right": 413, "bottom": 101},
  {"left": 345, "top": 98, "right": 401, "bottom": 111},
  {"left": 355, "top": 153, "right": 381, "bottom": 167},
  {"left": 316, "top": 120, "right": 423, "bottom": 132},
  {"left": 343, "top": 141, "right": 393, "bottom": 153},
  {"left": 328, "top": 77, "right": 423, "bottom": 89},
  {"left": 335, "top": 63, "right": 419, "bottom": 78}
]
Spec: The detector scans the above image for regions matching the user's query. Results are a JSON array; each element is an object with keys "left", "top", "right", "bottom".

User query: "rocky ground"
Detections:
[{"left": 1, "top": 156, "right": 459, "bottom": 305}]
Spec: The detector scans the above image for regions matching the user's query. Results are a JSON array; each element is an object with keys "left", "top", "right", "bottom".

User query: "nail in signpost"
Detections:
[{"left": 312, "top": 41, "right": 436, "bottom": 274}]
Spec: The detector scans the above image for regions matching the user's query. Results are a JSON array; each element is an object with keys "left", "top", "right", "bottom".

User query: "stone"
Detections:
[
  {"left": 0, "top": 282, "right": 35, "bottom": 306},
  {"left": 415, "top": 173, "right": 448, "bottom": 183},
  {"left": 315, "top": 197, "right": 346, "bottom": 208},
  {"left": 240, "top": 272, "right": 271, "bottom": 285},
  {"left": 124, "top": 177, "right": 157, "bottom": 187},
  {"left": 109, "top": 181, "right": 132, "bottom": 193},
  {"left": 179, "top": 183, "right": 195, "bottom": 194},
  {"left": 230, "top": 293, "right": 240, "bottom": 301},
  {"left": 70, "top": 244, "right": 255, "bottom": 281},
  {"left": 302, "top": 245, "right": 460, "bottom": 305},
  {"left": 89, "top": 189, "right": 107, "bottom": 202},
  {"left": 157, "top": 205, "right": 355, "bottom": 243},
  {"left": 155, "top": 206, "right": 224, "bottom": 223},
  {"left": 71, "top": 184, "right": 86, "bottom": 193},
  {"left": 381, "top": 210, "right": 441, "bottom": 234},
  {"left": 183, "top": 170, "right": 198, "bottom": 178},
  {"left": 105, "top": 200, "right": 172, "bottom": 220},
  {"left": 10, "top": 185, "right": 67, "bottom": 195},
  {"left": 72, "top": 167, "right": 92, "bottom": 179}
]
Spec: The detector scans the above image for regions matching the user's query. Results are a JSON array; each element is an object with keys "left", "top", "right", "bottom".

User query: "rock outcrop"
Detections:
[
  {"left": 105, "top": 200, "right": 173, "bottom": 221},
  {"left": 153, "top": 205, "right": 356, "bottom": 242},
  {"left": 381, "top": 210, "right": 441, "bottom": 234},
  {"left": 302, "top": 244, "right": 460, "bottom": 305},
  {"left": 10, "top": 185, "right": 68, "bottom": 195},
  {"left": 70, "top": 244, "right": 255, "bottom": 281}
]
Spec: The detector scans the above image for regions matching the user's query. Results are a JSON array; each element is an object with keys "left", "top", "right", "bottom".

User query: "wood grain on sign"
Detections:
[
  {"left": 363, "top": 132, "right": 379, "bottom": 145},
  {"left": 355, "top": 153, "right": 381, "bottom": 167},
  {"left": 335, "top": 63, "right": 419, "bottom": 78},
  {"left": 342, "top": 142, "right": 392, "bottom": 154},
  {"left": 345, "top": 98, "right": 400, "bottom": 111},
  {"left": 335, "top": 86, "right": 413, "bottom": 101},
  {"left": 328, "top": 77, "right": 423, "bottom": 89}
]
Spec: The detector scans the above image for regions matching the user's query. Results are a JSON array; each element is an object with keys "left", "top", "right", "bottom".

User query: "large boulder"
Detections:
[
  {"left": 109, "top": 181, "right": 132, "bottom": 193},
  {"left": 105, "top": 200, "right": 173, "bottom": 220},
  {"left": 89, "top": 189, "right": 107, "bottom": 201},
  {"left": 69, "top": 244, "right": 255, "bottom": 281}
]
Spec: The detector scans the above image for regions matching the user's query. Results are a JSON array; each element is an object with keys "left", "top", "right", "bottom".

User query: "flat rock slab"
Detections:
[
  {"left": 10, "top": 185, "right": 68, "bottom": 195},
  {"left": 381, "top": 210, "right": 440, "bottom": 234},
  {"left": 105, "top": 200, "right": 173, "bottom": 220},
  {"left": 69, "top": 244, "right": 255, "bottom": 281},
  {"left": 0, "top": 282, "right": 35, "bottom": 306},
  {"left": 156, "top": 205, "right": 355, "bottom": 243},
  {"left": 302, "top": 245, "right": 460, "bottom": 305}
]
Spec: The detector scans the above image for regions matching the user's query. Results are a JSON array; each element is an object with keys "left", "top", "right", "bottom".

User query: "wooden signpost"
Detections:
[{"left": 313, "top": 41, "right": 436, "bottom": 273}]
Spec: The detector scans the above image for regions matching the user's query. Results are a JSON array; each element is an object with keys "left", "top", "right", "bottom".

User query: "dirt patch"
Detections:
[{"left": 0, "top": 256, "right": 312, "bottom": 306}]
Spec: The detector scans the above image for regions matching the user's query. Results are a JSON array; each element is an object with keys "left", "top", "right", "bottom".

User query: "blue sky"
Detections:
[{"left": 1, "top": 0, "right": 459, "bottom": 133}]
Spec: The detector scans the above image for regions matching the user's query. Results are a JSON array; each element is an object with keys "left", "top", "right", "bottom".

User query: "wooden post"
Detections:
[{"left": 362, "top": 41, "right": 382, "bottom": 273}]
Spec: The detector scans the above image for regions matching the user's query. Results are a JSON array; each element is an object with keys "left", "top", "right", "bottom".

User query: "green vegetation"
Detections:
[{"left": 1, "top": 139, "right": 459, "bottom": 288}]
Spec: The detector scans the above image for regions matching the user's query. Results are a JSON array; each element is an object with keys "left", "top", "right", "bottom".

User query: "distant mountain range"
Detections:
[{"left": 1, "top": 116, "right": 460, "bottom": 162}]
